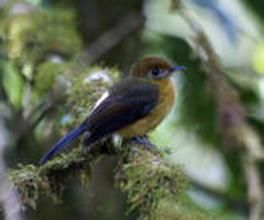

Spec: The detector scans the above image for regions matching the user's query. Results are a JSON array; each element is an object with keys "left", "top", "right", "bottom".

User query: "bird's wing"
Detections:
[{"left": 83, "top": 78, "right": 159, "bottom": 144}]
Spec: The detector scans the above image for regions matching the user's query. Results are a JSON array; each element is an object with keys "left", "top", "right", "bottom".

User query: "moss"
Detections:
[
  {"left": 9, "top": 67, "right": 120, "bottom": 209},
  {"left": 35, "top": 61, "right": 70, "bottom": 96},
  {"left": 9, "top": 148, "right": 93, "bottom": 209},
  {"left": 65, "top": 66, "right": 118, "bottom": 125},
  {"left": 9, "top": 164, "right": 42, "bottom": 209},
  {"left": 7, "top": 58, "right": 207, "bottom": 219},
  {"left": 153, "top": 199, "right": 210, "bottom": 220},
  {"left": 34, "top": 63, "right": 120, "bottom": 142},
  {"left": 9, "top": 140, "right": 211, "bottom": 219},
  {"left": 3, "top": 4, "right": 81, "bottom": 68},
  {"left": 115, "top": 144, "right": 214, "bottom": 220},
  {"left": 116, "top": 144, "right": 188, "bottom": 219}
]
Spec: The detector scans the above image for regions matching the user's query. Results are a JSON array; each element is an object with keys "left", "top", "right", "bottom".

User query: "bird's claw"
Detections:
[{"left": 129, "top": 135, "right": 160, "bottom": 155}]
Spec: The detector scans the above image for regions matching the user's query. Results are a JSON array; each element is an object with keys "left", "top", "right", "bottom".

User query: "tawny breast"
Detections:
[{"left": 118, "top": 79, "right": 175, "bottom": 137}]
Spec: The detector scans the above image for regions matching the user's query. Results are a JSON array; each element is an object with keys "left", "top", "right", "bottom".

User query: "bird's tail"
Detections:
[{"left": 39, "top": 125, "right": 86, "bottom": 165}]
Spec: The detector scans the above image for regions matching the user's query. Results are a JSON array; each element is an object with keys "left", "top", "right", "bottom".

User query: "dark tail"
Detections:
[{"left": 39, "top": 125, "right": 86, "bottom": 165}]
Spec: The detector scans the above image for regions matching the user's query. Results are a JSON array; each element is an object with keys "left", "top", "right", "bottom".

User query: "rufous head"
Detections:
[{"left": 130, "top": 56, "right": 185, "bottom": 80}]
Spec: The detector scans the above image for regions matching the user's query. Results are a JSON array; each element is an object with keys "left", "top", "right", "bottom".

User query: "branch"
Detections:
[
  {"left": 8, "top": 144, "right": 111, "bottom": 208},
  {"left": 170, "top": 2, "right": 264, "bottom": 219},
  {"left": 13, "top": 90, "right": 66, "bottom": 143},
  {"left": 243, "top": 156, "right": 262, "bottom": 220},
  {"left": 179, "top": 3, "right": 264, "bottom": 160},
  {"left": 7, "top": 64, "right": 210, "bottom": 218},
  {"left": 9, "top": 141, "right": 210, "bottom": 219},
  {"left": 0, "top": 117, "right": 24, "bottom": 220},
  {"left": 76, "top": 12, "right": 144, "bottom": 66},
  {"left": 190, "top": 177, "right": 248, "bottom": 215}
]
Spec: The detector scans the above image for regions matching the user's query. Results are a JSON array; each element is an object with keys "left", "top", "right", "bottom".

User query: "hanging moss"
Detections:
[
  {"left": 9, "top": 148, "right": 93, "bottom": 209},
  {"left": 116, "top": 144, "right": 210, "bottom": 220}
]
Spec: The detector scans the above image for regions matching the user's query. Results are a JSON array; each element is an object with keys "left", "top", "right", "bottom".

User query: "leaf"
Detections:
[{"left": 2, "top": 61, "right": 24, "bottom": 108}]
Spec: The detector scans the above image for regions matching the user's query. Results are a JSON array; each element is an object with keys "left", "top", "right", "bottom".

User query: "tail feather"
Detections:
[{"left": 39, "top": 125, "right": 86, "bottom": 165}]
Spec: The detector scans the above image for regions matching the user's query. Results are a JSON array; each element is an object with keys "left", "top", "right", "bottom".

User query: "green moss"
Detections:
[
  {"left": 9, "top": 164, "right": 41, "bottom": 209},
  {"left": 34, "top": 61, "right": 70, "bottom": 96},
  {"left": 116, "top": 145, "right": 189, "bottom": 219},
  {"left": 3, "top": 5, "right": 81, "bottom": 67},
  {"left": 66, "top": 66, "right": 118, "bottom": 125},
  {"left": 153, "top": 199, "right": 210, "bottom": 220},
  {"left": 9, "top": 148, "right": 93, "bottom": 209}
]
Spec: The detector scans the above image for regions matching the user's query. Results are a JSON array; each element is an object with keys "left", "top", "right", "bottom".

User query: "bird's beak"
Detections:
[
  {"left": 164, "top": 65, "right": 186, "bottom": 77},
  {"left": 170, "top": 65, "right": 186, "bottom": 73}
]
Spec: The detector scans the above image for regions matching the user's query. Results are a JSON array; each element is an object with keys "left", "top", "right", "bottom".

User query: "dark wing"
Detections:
[
  {"left": 83, "top": 78, "right": 159, "bottom": 144},
  {"left": 39, "top": 125, "right": 86, "bottom": 165}
]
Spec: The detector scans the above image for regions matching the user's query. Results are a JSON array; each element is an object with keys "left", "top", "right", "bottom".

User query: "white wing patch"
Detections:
[{"left": 90, "top": 91, "right": 109, "bottom": 113}]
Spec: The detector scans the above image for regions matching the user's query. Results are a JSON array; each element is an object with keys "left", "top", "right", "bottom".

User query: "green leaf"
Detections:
[{"left": 3, "top": 61, "right": 24, "bottom": 108}]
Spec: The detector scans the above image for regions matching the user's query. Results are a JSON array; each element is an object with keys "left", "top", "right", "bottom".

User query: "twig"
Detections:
[
  {"left": 243, "top": 156, "right": 262, "bottom": 220},
  {"left": 0, "top": 118, "right": 24, "bottom": 220},
  {"left": 76, "top": 12, "right": 143, "bottom": 66},
  {"left": 180, "top": 5, "right": 264, "bottom": 160},
  {"left": 190, "top": 177, "right": 248, "bottom": 215},
  {"left": 0, "top": 82, "right": 8, "bottom": 102},
  {"left": 171, "top": 1, "right": 264, "bottom": 219},
  {"left": 11, "top": 90, "right": 65, "bottom": 144}
]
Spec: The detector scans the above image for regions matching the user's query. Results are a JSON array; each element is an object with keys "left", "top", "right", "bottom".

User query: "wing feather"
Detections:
[{"left": 83, "top": 78, "right": 159, "bottom": 144}]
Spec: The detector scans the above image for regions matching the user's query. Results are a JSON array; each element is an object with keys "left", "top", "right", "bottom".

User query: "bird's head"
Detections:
[{"left": 130, "top": 56, "right": 186, "bottom": 81}]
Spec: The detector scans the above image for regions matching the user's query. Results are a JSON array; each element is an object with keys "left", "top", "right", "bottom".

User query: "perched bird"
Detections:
[{"left": 39, "top": 57, "right": 185, "bottom": 165}]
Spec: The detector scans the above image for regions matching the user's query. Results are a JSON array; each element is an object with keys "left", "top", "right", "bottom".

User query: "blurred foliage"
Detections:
[
  {"left": 253, "top": 42, "right": 264, "bottom": 73},
  {"left": 243, "top": 0, "right": 264, "bottom": 20},
  {"left": 144, "top": 34, "right": 221, "bottom": 145},
  {"left": 3, "top": 5, "right": 81, "bottom": 62},
  {"left": 2, "top": 60, "right": 24, "bottom": 108}
]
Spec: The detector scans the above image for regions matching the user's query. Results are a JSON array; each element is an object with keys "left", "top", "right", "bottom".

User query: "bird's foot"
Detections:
[
  {"left": 129, "top": 135, "right": 160, "bottom": 154},
  {"left": 130, "top": 135, "right": 153, "bottom": 145}
]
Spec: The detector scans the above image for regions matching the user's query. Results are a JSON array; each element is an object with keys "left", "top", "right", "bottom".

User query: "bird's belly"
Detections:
[{"left": 118, "top": 80, "right": 175, "bottom": 137}]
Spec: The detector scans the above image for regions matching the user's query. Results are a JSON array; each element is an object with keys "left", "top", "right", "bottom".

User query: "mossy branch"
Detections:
[
  {"left": 9, "top": 148, "right": 91, "bottom": 208},
  {"left": 7, "top": 63, "right": 210, "bottom": 220},
  {"left": 9, "top": 139, "right": 210, "bottom": 220},
  {"left": 116, "top": 144, "right": 210, "bottom": 220}
]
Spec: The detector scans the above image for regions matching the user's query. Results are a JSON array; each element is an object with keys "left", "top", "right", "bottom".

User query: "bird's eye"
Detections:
[{"left": 151, "top": 67, "right": 160, "bottom": 76}]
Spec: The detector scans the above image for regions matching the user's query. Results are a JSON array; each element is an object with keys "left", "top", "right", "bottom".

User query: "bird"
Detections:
[{"left": 39, "top": 56, "right": 186, "bottom": 165}]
